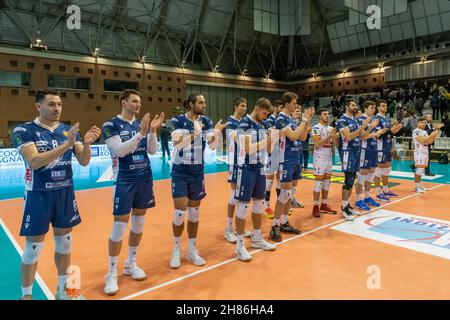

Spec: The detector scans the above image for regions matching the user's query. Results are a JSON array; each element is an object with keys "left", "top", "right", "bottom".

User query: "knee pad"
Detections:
[
  {"left": 228, "top": 190, "right": 237, "bottom": 206},
  {"left": 252, "top": 199, "right": 264, "bottom": 214},
  {"left": 416, "top": 168, "right": 425, "bottom": 176},
  {"left": 366, "top": 173, "right": 374, "bottom": 183},
  {"left": 131, "top": 215, "right": 146, "bottom": 234},
  {"left": 173, "top": 209, "right": 185, "bottom": 226},
  {"left": 278, "top": 189, "right": 292, "bottom": 204},
  {"left": 236, "top": 201, "right": 249, "bottom": 219},
  {"left": 187, "top": 207, "right": 199, "bottom": 223},
  {"left": 110, "top": 221, "right": 128, "bottom": 242},
  {"left": 357, "top": 173, "right": 366, "bottom": 185},
  {"left": 313, "top": 180, "right": 324, "bottom": 193},
  {"left": 343, "top": 172, "right": 356, "bottom": 190},
  {"left": 265, "top": 179, "right": 273, "bottom": 192},
  {"left": 322, "top": 179, "right": 331, "bottom": 191},
  {"left": 22, "top": 241, "right": 44, "bottom": 265},
  {"left": 383, "top": 167, "right": 391, "bottom": 176},
  {"left": 374, "top": 167, "right": 383, "bottom": 178},
  {"left": 54, "top": 233, "right": 72, "bottom": 255}
]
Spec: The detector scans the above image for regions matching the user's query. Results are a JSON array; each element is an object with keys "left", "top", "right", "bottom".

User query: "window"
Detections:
[
  {"left": 322, "top": 83, "right": 326, "bottom": 88},
  {"left": 28, "top": 90, "right": 35, "bottom": 96},
  {"left": 27, "top": 62, "right": 34, "bottom": 69},
  {"left": 113, "top": 71, "right": 119, "bottom": 77},
  {"left": 0, "top": 71, "right": 31, "bottom": 87},
  {"left": 11, "top": 89, "right": 19, "bottom": 96},
  {"left": 101, "top": 70, "right": 106, "bottom": 76},
  {"left": 125, "top": 72, "right": 131, "bottom": 78},
  {"left": 373, "top": 78, "right": 377, "bottom": 82},
  {"left": 60, "top": 92, "right": 67, "bottom": 98},
  {"left": 158, "top": 86, "right": 162, "bottom": 92},
  {"left": 59, "top": 65, "right": 66, "bottom": 72},
  {"left": 158, "top": 97, "right": 163, "bottom": 102},
  {"left": 330, "top": 83, "right": 333, "bottom": 87},
  {"left": 48, "top": 75, "right": 90, "bottom": 90},
  {"left": 177, "top": 78, "right": 181, "bottom": 83},
  {"left": 114, "top": 95, "right": 119, "bottom": 100},
  {"left": 147, "top": 86, "right": 152, "bottom": 91},
  {"left": 137, "top": 73, "right": 142, "bottom": 79},
  {"left": 148, "top": 97, "right": 153, "bottom": 102},
  {"left": 346, "top": 81, "right": 350, "bottom": 86},
  {"left": 315, "top": 85, "right": 319, "bottom": 89},
  {"left": 44, "top": 64, "right": 51, "bottom": 70},
  {"left": 167, "top": 76, "right": 172, "bottom": 81},
  {"left": 168, "top": 87, "right": 172, "bottom": 92},
  {"left": 363, "top": 79, "right": 367, "bottom": 83},
  {"left": 74, "top": 67, "right": 80, "bottom": 73},
  {"left": 354, "top": 80, "right": 359, "bottom": 85},
  {"left": 177, "top": 98, "right": 182, "bottom": 103},
  {"left": 157, "top": 75, "right": 162, "bottom": 81},
  {"left": 177, "top": 88, "right": 181, "bottom": 93},
  {"left": 168, "top": 98, "right": 172, "bottom": 103},
  {"left": 75, "top": 92, "right": 81, "bottom": 99},
  {"left": 88, "top": 93, "right": 94, "bottom": 99},
  {"left": 102, "top": 94, "right": 107, "bottom": 100},
  {"left": 147, "top": 75, "right": 152, "bottom": 80},
  {"left": 338, "top": 82, "right": 342, "bottom": 86},
  {"left": 88, "top": 68, "right": 93, "bottom": 74},
  {"left": 9, "top": 61, "right": 18, "bottom": 67},
  {"left": 104, "top": 80, "right": 138, "bottom": 92}
]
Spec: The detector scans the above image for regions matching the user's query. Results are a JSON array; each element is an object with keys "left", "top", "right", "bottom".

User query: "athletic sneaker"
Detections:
[
  {"left": 376, "top": 193, "right": 390, "bottom": 202},
  {"left": 355, "top": 200, "right": 371, "bottom": 211},
  {"left": 265, "top": 207, "right": 274, "bottom": 219},
  {"left": 251, "top": 238, "right": 276, "bottom": 251},
  {"left": 55, "top": 285, "right": 86, "bottom": 300},
  {"left": 235, "top": 246, "right": 252, "bottom": 262},
  {"left": 384, "top": 191, "right": 398, "bottom": 197},
  {"left": 169, "top": 246, "right": 182, "bottom": 269},
  {"left": 312, "top": 205, "right": 321, "bottom": 218},
  {"left": 280, "top": 222, "right": 301, "bottom": 234},
  {"left": 364, "top": 197, "right": 380, "bottom": 207},
  {"left": 123, "top": 263, "right": 147, "bottom": 280},
  {"left": 341, "top": 206, "right": 355, "bottom": 221},
  {"left": 243, "top": 230, "right": 252, "bottom": 237},
  {"left": 420, "top": 186, "right": 430, "bottom": 191},
  {"left": 319, "top": 204, "right": 337, "bottom": 214},
  {"left": 414, "top": 186, "right": 425, "bottom": 193},
  {"left": 269, "top": 225, "right": 282, "bottom": 242},
  {"left": 20, "top": 295, "right": 32, "bottom": 300},
  {"left": 225, "top": 230, "right": 237, "bottom": 243},
  {"left": 291, "top": 198, "right": 304, "bottom": 208},
  {"left": 187, "top": 249, "right": 206, "bottom": 266},
  {"left": 104, "top": 273, "right": 119, "bottom": 296},
  {"left": 348, "top": 204, "right": 361, "bottom": 216}
]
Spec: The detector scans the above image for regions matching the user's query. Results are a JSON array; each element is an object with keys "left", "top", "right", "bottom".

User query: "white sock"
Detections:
[
  {"left": 376, "top": 187, "right": 381, "bottom": 195},
  {"left": 322, "top": 199, "right": 327, "bottom": 204},
  {"left": 365, "top": 191, "right": 371, "bottom": 198},
  {"left": 281, "top": 214, "right": 288, "bottom": 225},
  {"left": 342, "top": 200, "right": 349, "bottom": 208},
  {"left": 236, "top": 234, "right": 244, "bottom": 249},
  {"left": 416, "top": 182, "right": 421, "bottom": 188},
  {"left": 126, "top": 246, "right": 138, "bottom": 266},
  {"left": 21, "top": 286, "right": 32, "bottom": 297},
  {"left": 173, "top": 236, "right": 181, "bottom": 249},
  {"left": 108, "top": 256, "right": 118, "bottom": 275},
  {"left": 226, "top": 217, "right": 233, "bottom": 232},
  {"left": 383, "top": 185, "right": 389, "bottom": 192},
  {"left": 356, "top": 193, "right": 362, "bottom": 201},
  {"left": 188, "top": 238, "right": 196, "bottom": 253},
  {"left": 252, "top": 229, "right": 262, "bottom": 241},
  {"left": 57, "top": 275, "right": 69, "bottom": 291},
  {"left": 272, "top": 218, "right": 280, "bottom": 226},
  {"left": 266, "top": 179, "right": 273, "bottom": 192},
  {"left": 276, "top": 178, "right": 281, "bottom": 189},
  {"left": 314, "top": 200, "right": 319, "bottom": 206}
]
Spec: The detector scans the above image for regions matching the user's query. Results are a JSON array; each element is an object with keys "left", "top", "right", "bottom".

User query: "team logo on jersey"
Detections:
[
  {"left": 25, "top": 168, "right": 32, "bottom": 182},
  {"left": 104, "top": 128, "right": 112, "bottom": 138},
  {"left": 14, "top": 134, "right": 23, "bottom": 145},
  {"left": 63, "top": 131, "right": 69, "bottom": 137}
]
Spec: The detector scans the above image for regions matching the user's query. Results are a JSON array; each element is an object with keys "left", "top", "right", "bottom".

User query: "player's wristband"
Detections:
[{"left": 302, "top": 118, "right": 309, "bottom": 122}]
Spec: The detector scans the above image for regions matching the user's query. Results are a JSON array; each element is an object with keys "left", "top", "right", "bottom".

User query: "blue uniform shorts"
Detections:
[
  {"left": 359, "top": 148, "right": 378, "bottom": 169},
  {"left": 235, "top": 166, "right": 266, "bottom": 202},
  {"left": 20, "top": 186, "right": 81, "bottom": 236},
  {"left": 227, "top": 165, "right": 238, "bottom": 183},
  {"left": 340, "top": 149, "right": 361, "bottom": 173},
  {"left": 279, "top": 162, "right": 302, "bottom": 183},
  {"left": 171, "top": 174, "right": 206, "bottom": 200},
  {"left": 113, "top": 180, "right": 155, "bottom": 215}
]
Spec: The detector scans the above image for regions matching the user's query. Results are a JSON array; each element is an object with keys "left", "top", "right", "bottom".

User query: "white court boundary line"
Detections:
[
  {"left": 120, "top": 183, "right": 446, "bottom": 300},
  {"left": 0, "top": 217, "right": 55, "bottom": 300}
]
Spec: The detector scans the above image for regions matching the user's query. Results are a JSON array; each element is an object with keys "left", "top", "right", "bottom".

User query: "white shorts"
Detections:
[
  {"left": 414, "top": 151, "right": 428, "bottom": 168},
  {"left": 313, "top": 153, "right": 332, "bottom": 177}
]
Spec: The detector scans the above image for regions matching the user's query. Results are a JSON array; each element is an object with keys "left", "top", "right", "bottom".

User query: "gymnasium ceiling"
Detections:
[{"left": 1, "top": 0, "right": 450, "bottom": 80}]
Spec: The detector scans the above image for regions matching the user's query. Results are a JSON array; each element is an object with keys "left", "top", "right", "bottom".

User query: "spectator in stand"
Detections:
[
  {"left": 431, "top": 83, "right": 440, "bottom": 120},
  {"left": 442, "top": 112, "right": 450, "bottom": 137},
  {"left": 388, "top": 100, "right": 396, "bottom": 118},
  {"left": 314, "top": 94, "right": 320, "bottom": 109}
]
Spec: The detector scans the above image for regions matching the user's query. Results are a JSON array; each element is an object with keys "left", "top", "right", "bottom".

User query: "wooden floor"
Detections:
[{"left": 0, "top": 172, "right": 449, "bottom": 300}]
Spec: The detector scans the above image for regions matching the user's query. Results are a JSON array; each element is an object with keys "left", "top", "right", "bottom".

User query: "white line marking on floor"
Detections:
[
  {"left": 120, "top": 183, "right": 446, "bottom": 300},
  {"left": 0, "top": 217, "right": 55, "bottom": 300}
]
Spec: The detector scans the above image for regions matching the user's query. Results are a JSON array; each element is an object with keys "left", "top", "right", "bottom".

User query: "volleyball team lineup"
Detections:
[{"left": 12, "top": 88, "right": 442, "bottom": 300}]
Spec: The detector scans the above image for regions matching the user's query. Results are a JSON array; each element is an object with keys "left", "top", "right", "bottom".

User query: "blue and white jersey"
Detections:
[
  {"left": 225, "top": 115, "right": 240, "bottom": 167},
  {"left": 171, "top": 113, "right": 213, "bottom": 176},
  {"left": 13, "top": 118, "right": 81, "bottom": 191},
  {"left": 275, "top": 112, "right": 302, "bottom": 165},
  {"left": 264, "top": 114, "right": 277, "bottom": 128},
  {"left": 102, "top": 115, "right": 151, "bottom": 184},
  {"left": 236, "top": 115, "right": 267, "bottom": 169},
  {"left": 337, "top": 114, "right": 361, "bottom": 151},
  {"left": 358, "top": 114, "right": 379, "bottom": 150},
  {"left": 376, "top": 113, "right": 392, "bottom": 151}
]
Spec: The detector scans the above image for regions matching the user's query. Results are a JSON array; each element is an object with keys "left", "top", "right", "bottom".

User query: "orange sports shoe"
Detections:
[{"left": 320, "top": 203, "right": 337, "bottom": 214}]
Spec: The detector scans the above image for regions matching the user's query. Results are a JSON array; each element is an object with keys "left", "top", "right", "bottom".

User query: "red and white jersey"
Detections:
[
  {"left": 312, "top": 122, "right": 333, "bottom": 157},
  {"left": 412, "top": 128, "right": 429, "bottom": 153}
]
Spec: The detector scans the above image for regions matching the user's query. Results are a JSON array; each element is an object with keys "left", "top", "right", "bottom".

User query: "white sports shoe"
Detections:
[
  {"left": 170, "top": 246, "right": 182, "bottom": 269},
  {"left": 234, "top": 230, "right": 252, "bottom": 238},
  {"left": 414, "top": 187, "right": 425, "bottom": 193},
  {"left": 224, "top": 230, "right": 237, "bottom": 243},
  {"left": 421, "top": 186, "right": 429, "bottom": 191},
  {"left": 104, "top": 273, "right": 119, "bottom": 296},
  {"left": 235, "top": 246, "right": 252, "bottom": 262},
  {"left": 251, "top": 238, "right": 276, "bottom": 251},
  {"left": 55, "top": 285, "right": 86, "bottom": 300},
  {"left": 187, "top": 249, "right": 206, "bottom": 266},
  {"left": 123, "top": 263, "right": 147, "bottom": 280}
]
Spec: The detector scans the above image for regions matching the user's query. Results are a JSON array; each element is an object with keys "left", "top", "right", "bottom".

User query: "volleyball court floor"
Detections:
[{"left": 0, "top": 156, "right": 449, "bottom": 300}]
